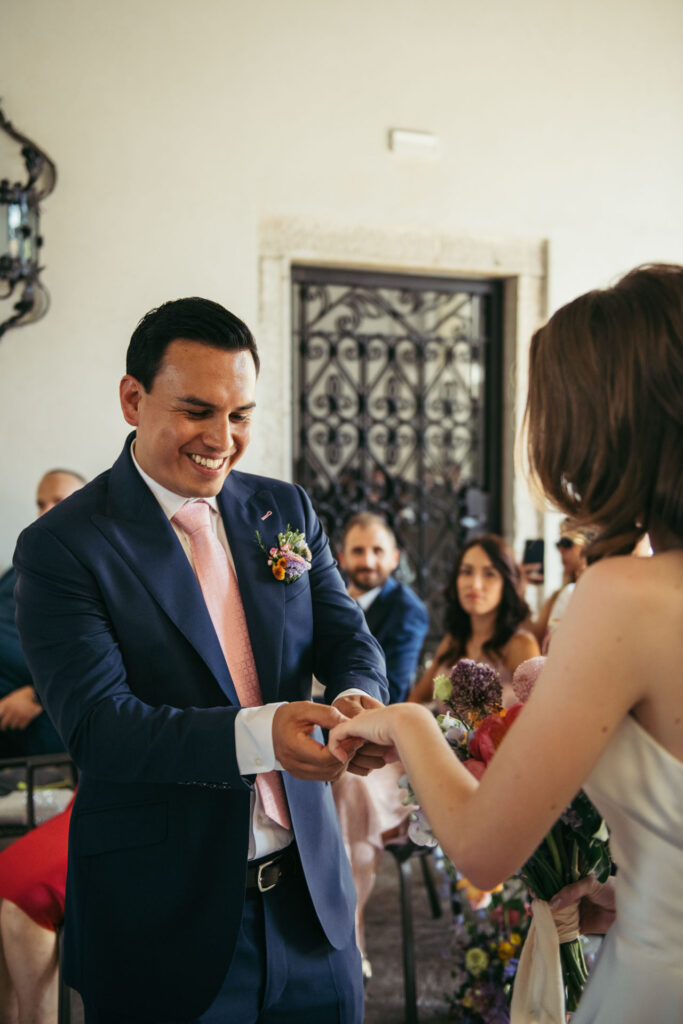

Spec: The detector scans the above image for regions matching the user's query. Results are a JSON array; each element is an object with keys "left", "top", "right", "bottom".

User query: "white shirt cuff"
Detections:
[
  {"left": 235, "top": 703, "right": 287, "bottom": 775},
  {"left": 333, "top": 688, "right": 368, "bottom": 702}
]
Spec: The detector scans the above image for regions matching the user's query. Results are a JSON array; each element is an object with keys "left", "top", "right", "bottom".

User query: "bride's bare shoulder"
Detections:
[
  {"left": 549, "top": 551, "right": 682, "bottom": 728},
  {"left": 578, "top": 549, "right": 683, "bottom": 600},
  {"left": 575, "top": 550, "right": 683, "bottom": 659}
]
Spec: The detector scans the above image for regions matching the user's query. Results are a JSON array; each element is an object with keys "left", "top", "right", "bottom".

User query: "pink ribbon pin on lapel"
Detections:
[{"left": 261, "top": 511, "right": 273, "bottom": 521}]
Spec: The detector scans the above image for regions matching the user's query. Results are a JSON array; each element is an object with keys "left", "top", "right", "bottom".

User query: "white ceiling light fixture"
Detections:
[{"left": 388, "top": 128, "right": 440, "bottom": 158}]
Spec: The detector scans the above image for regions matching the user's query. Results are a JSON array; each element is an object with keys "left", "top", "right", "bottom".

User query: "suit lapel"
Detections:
[
  {"left": 91, "top": 438, "right": 239, "bottom": 705},
  {"left": 218, "top": 476, "right": 285, "bottom": 704}
]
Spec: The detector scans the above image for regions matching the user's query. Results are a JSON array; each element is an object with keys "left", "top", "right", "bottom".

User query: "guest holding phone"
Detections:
[
  {"left": 521, "top": 537, "right": 545, "bottom": 585},
  {"left": 522, "top": 519, "right": 593, "bottom": 648}
]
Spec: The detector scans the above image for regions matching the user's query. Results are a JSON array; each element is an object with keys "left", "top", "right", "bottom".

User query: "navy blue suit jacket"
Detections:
[
  {"left": 13, "top": 437, "right": 388, "bottom": 1019},
  {"left": 363, "top": 576, "right": 429, "bottom": 703}
]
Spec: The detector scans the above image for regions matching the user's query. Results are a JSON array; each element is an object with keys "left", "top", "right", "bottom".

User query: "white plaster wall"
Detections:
[{"left": 1, "top": 0, "right": 681, "bottom": 580}]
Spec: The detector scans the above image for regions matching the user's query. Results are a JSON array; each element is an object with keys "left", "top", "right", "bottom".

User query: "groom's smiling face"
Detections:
[{"left": 119, "top": 338, "right": 257, "bottom": 498}]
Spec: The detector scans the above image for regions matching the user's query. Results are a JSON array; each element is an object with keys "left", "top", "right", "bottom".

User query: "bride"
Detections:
[{"left": 329, "top": 264, "right": 683, "bottom": 1022}]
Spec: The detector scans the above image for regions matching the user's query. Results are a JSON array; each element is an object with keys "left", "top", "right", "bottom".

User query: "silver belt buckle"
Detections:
[{"left": 257, "top": 856, "right": 280, "bottom": 893}]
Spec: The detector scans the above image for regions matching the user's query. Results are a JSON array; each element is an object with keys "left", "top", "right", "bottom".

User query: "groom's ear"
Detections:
[{"left": 120, "top": 375, "right": 146, "bottom": 425}]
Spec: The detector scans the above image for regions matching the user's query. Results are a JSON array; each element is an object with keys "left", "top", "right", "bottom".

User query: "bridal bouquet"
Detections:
[{"left": 423, "top": 658, "right": 613, "bottom": 1016}]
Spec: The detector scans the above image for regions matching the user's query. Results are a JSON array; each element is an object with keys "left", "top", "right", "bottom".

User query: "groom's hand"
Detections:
[
  {"left": 332, "top": 694, "right": 391, "bottom": 776},
  {"left": 273, "top": 701, "right": 350, "bottom": 782}
]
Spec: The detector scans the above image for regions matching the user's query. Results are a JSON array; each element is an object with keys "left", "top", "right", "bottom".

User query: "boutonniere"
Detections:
[{"left": 255, "top": 524, "right": 312, "bottom": 584}]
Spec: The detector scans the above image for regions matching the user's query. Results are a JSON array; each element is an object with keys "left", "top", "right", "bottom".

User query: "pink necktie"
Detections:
[{"left": 172, "top": 500, "right": 291, "bottom": 830}]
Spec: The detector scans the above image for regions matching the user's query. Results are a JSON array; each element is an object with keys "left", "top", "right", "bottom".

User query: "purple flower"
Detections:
[
  {"left": 560, "top": 806, "right": 583, "bottom": 829},
  {"left": 503, "top": 958, "right": 519, "bottom": 980},
  {"left": 256, "top": 526, "right": 312, "bottom": 585},
  {"left": 470, "top": 979, "right": 509, "bottom": 1021},
  {"left": 281, "top": 550, "right": 311, "bottom": 583},
  {"left": 446, "top": 659, "right": 503, "bottom": 722}
]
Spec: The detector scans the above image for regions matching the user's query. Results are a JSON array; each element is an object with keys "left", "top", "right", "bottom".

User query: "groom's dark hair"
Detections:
[{"left": 126, "top": 297, "right": 260, "bottom": 391}]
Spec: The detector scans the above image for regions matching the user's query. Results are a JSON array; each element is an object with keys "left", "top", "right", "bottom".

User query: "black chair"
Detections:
[
  {"left": 0, "top": 752, "right": 76, "bottom": 837},
  {"left": 384, "top": 842, "right": 443, "bottom": 1024},
  {"left": 0, "top": 753, "right": 76, "bottom": 1023}
]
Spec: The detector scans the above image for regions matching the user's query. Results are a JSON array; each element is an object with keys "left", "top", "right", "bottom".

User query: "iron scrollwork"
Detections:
[{"left": 292, "top": 267, "right": 502, "bottom": 652}]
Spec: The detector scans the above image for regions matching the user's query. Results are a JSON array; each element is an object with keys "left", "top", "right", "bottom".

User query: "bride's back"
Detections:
[{"left": 625, "top": 548, "right": 683, "bottom": 762}]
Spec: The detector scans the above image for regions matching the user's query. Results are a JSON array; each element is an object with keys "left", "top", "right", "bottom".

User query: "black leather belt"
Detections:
[{"left": 245, "top": 845, "right": 295, "bottom": 894}]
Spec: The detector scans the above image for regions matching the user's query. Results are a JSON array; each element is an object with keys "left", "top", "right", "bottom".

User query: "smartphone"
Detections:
[{"left": 522, "top": 538, "right": 545, "bottom": 584}]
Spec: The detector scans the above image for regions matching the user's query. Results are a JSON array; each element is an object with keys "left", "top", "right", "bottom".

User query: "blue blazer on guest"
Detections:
[
  {"left": 13, "top": 435, "right": 388, "bottom": 1020},
  {"left": 0, "top": 569, "right": 64, "bottom": 756},
  {"left": 363, "top": 576, "right": 429, "bottom": 703}
]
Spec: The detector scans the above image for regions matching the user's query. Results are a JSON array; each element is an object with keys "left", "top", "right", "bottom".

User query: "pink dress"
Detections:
[{"left": 332, "top": 763, "right": 410, "bottom": 951}]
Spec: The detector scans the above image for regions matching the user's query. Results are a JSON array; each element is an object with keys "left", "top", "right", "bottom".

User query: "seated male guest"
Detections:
[
  {"left": 335, "top": 511, "right": 429, "bottom": 975},
  {"left": 13, "top": 299, "right": 390, "bottom": 1023},
  {"left": 338, "top": 511, "right": 429, "bottom": 704},
  {"left": 0, "top": 469, "right": 85, "bottom": 756}
]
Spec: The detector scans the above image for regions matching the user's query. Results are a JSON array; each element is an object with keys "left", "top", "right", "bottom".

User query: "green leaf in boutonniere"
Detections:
[{"left": 255, "top": 525, "right": 312, "bottom": 584}]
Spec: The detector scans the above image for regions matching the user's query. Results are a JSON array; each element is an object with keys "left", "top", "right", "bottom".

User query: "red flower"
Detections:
[
  {"left": 490, "top": 905, "right": 522, "bottom": 928},
  {"left": 466, "top": 703, "right": 525, "bottom": 772},
  {"left": 463, "top": 758, "right": 487, "bottom": 780}
]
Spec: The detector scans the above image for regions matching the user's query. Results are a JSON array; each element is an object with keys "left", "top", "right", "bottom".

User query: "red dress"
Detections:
[{"left": 0, "top": 795, "right": 73, "bottom": 930}]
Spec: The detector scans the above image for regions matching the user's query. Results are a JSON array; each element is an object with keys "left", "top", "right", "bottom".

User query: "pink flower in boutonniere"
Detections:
[{"left": 256, "top": 525, "right": 312, "bottom": 584}]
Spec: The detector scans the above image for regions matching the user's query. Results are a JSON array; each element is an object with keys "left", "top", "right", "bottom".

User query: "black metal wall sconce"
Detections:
[{"left": 0, "top": 106, "right": 57, "bottom": 339}]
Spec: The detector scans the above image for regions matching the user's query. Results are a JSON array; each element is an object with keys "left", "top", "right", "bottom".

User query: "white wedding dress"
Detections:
[{"left": 572, "top": 712, "right": 683, "bottom": 1022}]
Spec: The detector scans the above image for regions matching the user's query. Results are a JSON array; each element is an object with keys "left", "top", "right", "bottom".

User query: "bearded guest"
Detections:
[
  {"left": 338, "top": 512, "right": 429, "bottom": 704},
  {"left": 334, "top": 511, "right": 429, "bottom": 978}
]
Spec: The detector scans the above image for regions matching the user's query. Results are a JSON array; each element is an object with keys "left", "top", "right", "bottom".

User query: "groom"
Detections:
[{"left": 13, "top": 298, "right": 389, "bottom": 1023}]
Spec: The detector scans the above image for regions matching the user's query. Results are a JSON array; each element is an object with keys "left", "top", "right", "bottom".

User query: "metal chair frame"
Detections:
[
  {"left": 0, "top": 753, "right": 76, "bottom": 1023},
  {"left": 385, "top": 843, "right": 443, "bottom": 1024}
]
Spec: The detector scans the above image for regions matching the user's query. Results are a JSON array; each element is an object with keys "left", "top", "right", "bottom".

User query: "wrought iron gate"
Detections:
[{"left": 292, "top": 266, "right": 503, "bottom": 652}]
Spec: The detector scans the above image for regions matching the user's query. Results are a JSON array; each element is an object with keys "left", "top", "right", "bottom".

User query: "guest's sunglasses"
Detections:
[{"left": 556, "top": 538, "right": 576, "bottom": 550}]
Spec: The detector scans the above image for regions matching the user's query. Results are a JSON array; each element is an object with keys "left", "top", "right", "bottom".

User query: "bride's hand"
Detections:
[
  {"left": 549, "top": 875, "right": 616, "bottom": 935},
  {"left": 328, "top": 706, "right": 401, "bottom": 764}
]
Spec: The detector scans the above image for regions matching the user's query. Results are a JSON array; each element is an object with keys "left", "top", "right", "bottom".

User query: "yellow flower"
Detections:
[
  {"left": 461, "top": 994, "right": 474, "bottom": 1008},
  {"left": 510, "top": 932, "right": 523, "bottom": 947},
  {"left": 465, "top": 947, "right": 489, "bottom": 976},
  {"left": 497, "top": 941, "right": 515, "bottom": 961},
  {"left": 272, "top": 558, "right": 286, "bottom": 581}
]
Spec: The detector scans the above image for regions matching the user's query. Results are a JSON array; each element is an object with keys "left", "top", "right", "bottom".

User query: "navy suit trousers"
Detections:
[{"left": 84, "top": 848, "right": 363, "bottom": 1024}]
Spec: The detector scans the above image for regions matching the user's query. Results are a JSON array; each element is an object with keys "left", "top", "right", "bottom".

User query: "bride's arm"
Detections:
[{"left": 330, "top": 557, "right": 648, "bottom": 890}]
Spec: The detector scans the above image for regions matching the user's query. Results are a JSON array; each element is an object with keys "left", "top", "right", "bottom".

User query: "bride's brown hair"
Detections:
[{"left": 524, "top": 264, "right": 683, "bottom": 560}]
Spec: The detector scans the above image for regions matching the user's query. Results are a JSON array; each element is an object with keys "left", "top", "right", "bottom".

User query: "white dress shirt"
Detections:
[{"left": 355, "top": 586, "right": 381, "bottom": 612}]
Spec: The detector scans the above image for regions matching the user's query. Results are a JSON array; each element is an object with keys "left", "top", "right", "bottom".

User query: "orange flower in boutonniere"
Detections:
[{"left": 255, "top": 525, "right": 312, "bottom": 584}]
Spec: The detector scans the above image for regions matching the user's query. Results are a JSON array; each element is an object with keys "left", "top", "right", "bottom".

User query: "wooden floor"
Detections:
[{"left": 67, "top": 849, "right": 456, "bottom": 1024}]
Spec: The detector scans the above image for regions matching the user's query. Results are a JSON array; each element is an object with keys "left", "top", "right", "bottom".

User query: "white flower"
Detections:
[{"left": 408, "top": 812, "right": 438, "bottom": 847}]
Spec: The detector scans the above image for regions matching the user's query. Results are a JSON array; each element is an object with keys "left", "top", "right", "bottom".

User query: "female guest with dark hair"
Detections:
[
  {"left": 408, "top": 534, "right": 539, "bottom": 706},
  {"left": 330, "top": 265, "right": 683, "bottom": 1022}
]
